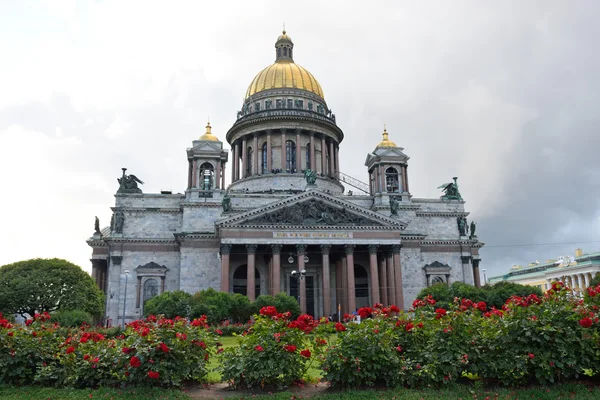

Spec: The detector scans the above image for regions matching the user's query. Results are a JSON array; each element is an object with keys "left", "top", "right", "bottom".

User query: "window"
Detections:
[
  {"left": 295, "top": 99, "right": 303, "bottom": 109},
  {"left": 286, "top": 140, "right": 296, "bottom": 171},
  {"left": 232, "top": 265, "right": 260, "bottom": 296},
  {"left": 308, "top": 101, "right": 313, "bottom": 111},
  {"left": 385, "top": 167, "right": 400, "bottom": 193},
  {"left": 247, "top": 147, "right": 253, "bottom": 176},
  {"left": 254, "top": 102, "right": 260, "bottom": 112},
  {"left": 199, "top": 162, "right": 214, "bottom": 190},
  {"left": 277, "top": 48, "right": 281, "bottom": 58},
  {"left": 265, "top": 99, "right": 272, "bottom": 109},
  {"left": 276, "top": 99, "right": 283, "bottom": 108},
  {"left": 287, "top": 99, "right": 293, "bottom": 108},
  {"left": 306, "top": 143, "right": 311, "bottom": 169},
  {"left": 261, "top": 142, "right": 267, "bottom": 173},
  {"left": 143, "top": 279, "right": 159, "bottom": 306},
  {"left": 283, "top": 47, "right": 288, "bottom": 56}
]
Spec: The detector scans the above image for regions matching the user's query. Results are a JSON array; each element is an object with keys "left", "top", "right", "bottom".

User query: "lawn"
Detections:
[{"left": 2, "top": 383, "right": 599, "bottom": 400}]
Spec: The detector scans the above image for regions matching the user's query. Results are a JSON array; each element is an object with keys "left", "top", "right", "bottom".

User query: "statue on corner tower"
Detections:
[{"left": 117, "top": 168, "right": 144, "bottom": 194}]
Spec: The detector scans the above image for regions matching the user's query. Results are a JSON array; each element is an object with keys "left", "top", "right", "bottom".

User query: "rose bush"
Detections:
[
  {"left": 218, "top": 306, "right": 327, "bottom": 390},
  {"left": 0, "top": 313, "right": 217, "bottom": 387}
]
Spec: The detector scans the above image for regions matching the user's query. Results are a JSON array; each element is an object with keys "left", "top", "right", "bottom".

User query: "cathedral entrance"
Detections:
[{"left": 289, "top": 275, "right": 316, "bottom": 316}]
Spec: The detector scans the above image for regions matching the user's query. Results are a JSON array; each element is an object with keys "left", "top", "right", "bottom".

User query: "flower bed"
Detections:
[{"left": 1, "top": 282, "right": 600, "bottom": 390}]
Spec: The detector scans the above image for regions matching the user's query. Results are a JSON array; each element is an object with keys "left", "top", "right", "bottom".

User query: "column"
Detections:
[
  {"left": 252, "top": 134, "right": 258, "bottom": 175},
  {"left": 335, "top": 260, "right": 342, "bottom": 317},
  {"left": 271, "top": 244, "right": 282, "bottom": 295},
  {"left": 136, "top": 276, "right": 142, "bottom": 308},
  {"left": 321, "top": 244, "right": 332, "bottom": 316},
  {"left": 379, "top": 255, "right": 388, "bottom": 306},
  {"left": 373, "top": 167, "right": 380, "bottom": 193},
  {"left": 401, "top": 166, "right": 407, "bottom": 193},
  {"left": 242, "top": 138, "right": 248, "bottom": 177},
  {"left": 329, "top": 141, "right": 335, "bottom": 178},
  {"left": 215, "top": 161, "right": 221, "bottom": 189},
  {"left": 368, "top": 245, "right": 380, "bottom": 305},
  {"left": 221, "top": 162, "right": 226, "bottom": 189},
  {"left": 296, "top": 129, "right": 302, "bottom": 171},
  {"left": 160, "top": 276, "right": 165, "bottom": 293},
  {"left": 187, "top": 160, "right": 193, "bottom": 189},
  {"left": 393, "top": 245, "right": 404, "bottom": 310},
  {"left": 320, "top": 136, "right": 327, "bottom": 175},
  {"left": 584, "top": 273, "right": 590, "bottom": 288},
  {"left": 231, "top": 146, "right": 236, "bottom": 182},
  {"left": 192, "top": 159, "right": 198, "bottom": 188},
  {"left": 335, "top": 144, "right": 340, "bottom": 176},
  {"left": 341, "top": 258, "right": 348, "bottom": 314},
  {"left": 281, "top": 129, "right": 287, "bottom": 171},
  {"left": 472, "top": 258, "right": 481, "bottom": 288},
  {"left": 405, "top": 165, "right": 410, "bottom": 193},
  {"left": 235, "top": 141, "right": 241, "bottom": 181},
  {"left": 266, "top": 130, "right": 272, "bottom": 172},
  {"left": 386, "top": 250, "right": 395, "bottom": 307},
  {"left": 246, "top": 244, "right": 257, "bottom": 301},
  {"left": 310, "top": 132, "right": 316, "bottom": 171},
  {"left": 379, "top": 164, "right": 385, "bottom": 193},
  {"left": 345, "top": 245, "right": 356, "bottom": 313},
  {"left": 297, "top": 245, "right": 307, "bottom": 314},
  {"left": 220, "top": 244, "right": 231, "bottom": 292}
]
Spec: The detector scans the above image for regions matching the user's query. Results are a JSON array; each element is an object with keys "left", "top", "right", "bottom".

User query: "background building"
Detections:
[
  {"left": 88, "top": 31, "right": 484, "bottom": 326},
  {"left": 489, "top": 248, "right": 600, "bottom": 293}
]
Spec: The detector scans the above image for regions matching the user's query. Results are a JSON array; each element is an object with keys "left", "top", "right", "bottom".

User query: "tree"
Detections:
[
  {"left": 143, "top": 290, "right": 193, "bottom": 319},
  {"left": 0, "top": 258, "right": 105, "bottom": 318}
]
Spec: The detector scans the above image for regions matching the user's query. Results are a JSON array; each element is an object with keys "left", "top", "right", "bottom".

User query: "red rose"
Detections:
[
  {"left": 390, "top": 305, "right": 400, "bottom": 313},
  {"left": 405, "top": 322, "right": 414, "bottom": 332},
  {"left": 528, "top": 353, "right": 535, "bottom": 359},
  {"left": 147, "top": 371, "right": 160, "bottom": 379},
  {"left": 284, "top": 344, "right": 297, "bottom": 352},
  {"left": 335, "top": 322, "right": 346, "bottom": 332},
  {"left": 130, "top": 356, "right": 141, "bottom": 368},
  {"left": 92, "top": 357, "right": 99, "bottom": 363},
  {"left": 476, "top": 302, "right": 487, "bottom": 312},
  {"left": 7, "top": 332, "right": 13, "bottom": 337},
  {"left": 435, "top": 308, "right": 447, "bottom": 319},
  {"left": 217, "top": 348, "right": 224, "bottom": 354},
  {"left": 260, "top": 306, "right": 278, "bottom": 317},
  {"left": 32, "top": 331, "right": 37, "bottom": 337},
  {"left": 254, "top": 345, "right": 264, "bottom": 352},
  {"left": 579, "top": 317, "right": 593, "bottom": 328},
  {"left": 396, "top": 346, "right": 402, "bottom": 352},
  {"left": 83, "top": 354, "right": 90, "bottom": 360},
  {"left": 122, "top": 347, "right": 132, "bottom": 354},
  {"left": 66, "top": 346, "right": 75, "bottom": 354},
  {"left": 158, "top": 342, "right": 170, "bottom": 353},
  {"left": 300, "top": 349, "right": 311, "bottom": 358},
  {"left": 216, "top": 329, "right": 223, "bottom": 335}
]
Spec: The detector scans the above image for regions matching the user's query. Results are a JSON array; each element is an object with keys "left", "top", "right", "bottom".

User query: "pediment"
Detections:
[
  {"left": 423, "top": 261, "right": 452, "bottom": 273},
  {"left": 191, "top": 141, "right": 224, "bottom": 153},
  {"left": 136, "top": 262, "right": 168, "bottom": 273},
  {"left": 217, "top": 190, "right": 407, "bottom": 230}
]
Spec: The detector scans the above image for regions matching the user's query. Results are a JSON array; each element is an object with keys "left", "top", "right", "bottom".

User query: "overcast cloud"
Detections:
[{"left": 1, "top": 0, "right": 599, "bottom": 281}]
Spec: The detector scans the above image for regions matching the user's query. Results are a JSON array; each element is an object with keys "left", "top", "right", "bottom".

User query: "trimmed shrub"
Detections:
[
  {"left": 51, "top": 310, "right": 93, "bottom": 327},
  {"left": 143, "top": 291, "right": 192, "bottom": 319}
]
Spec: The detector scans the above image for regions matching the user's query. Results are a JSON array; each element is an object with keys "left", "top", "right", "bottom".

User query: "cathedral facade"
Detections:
[{"left": 88, "top": 31, "right": 484, "bottom": 325}]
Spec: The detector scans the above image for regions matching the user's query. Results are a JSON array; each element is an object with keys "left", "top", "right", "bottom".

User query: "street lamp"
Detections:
[
  {"left": 291, "top": 269, "right": 307, "bottom": 303},
  {"left": 122, "top": 270, "right": 130, "bottom": 329},
  {"left": 482, "top": 268, "right": 487, "bottom": 286}
]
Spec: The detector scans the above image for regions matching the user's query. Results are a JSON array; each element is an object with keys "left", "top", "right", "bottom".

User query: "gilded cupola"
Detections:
[
  {"left": 245, "top": 30, "right": 325, "bottom": 100},
  {"left": 376, "top": 126, "right": 397, "bottom": 148},
  {"left": 199, "top": 122, "right": 219, "bottom": 141}
]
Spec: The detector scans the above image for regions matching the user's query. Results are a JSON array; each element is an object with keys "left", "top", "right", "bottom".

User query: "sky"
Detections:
[{"left": 1, "top": 0, "right": 599, "bottom": 281}]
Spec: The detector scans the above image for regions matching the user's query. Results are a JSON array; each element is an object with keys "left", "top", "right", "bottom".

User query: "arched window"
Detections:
[
  {"left": 432, "top": 276, "right": 445, "bottom": 285},
  {"left": 385, "top": 167, "right": 400, "bottom": 193},
  {"left": 306, "top": 143, "right": 311, "bottom": 169},
  {"left": 261, "top": 142, "right": 268, "bottom": 173},
  {"left": 199, "top": 162, "right": 214, "bottom": 190},
  {"left": 247, "top": 147, "right": 253, "bottom": 176},
  {"left": 354, "top": 265, "right": 369, "bottom": 308},
  {"left": 232, "top": 265, "right": 261, "bottom": 296},
  {"left": 283, "top": 47, "right": 288, "bottom": 56},
  {"left": 286, "top": 140, "right": 296, "bottom": 172},
  {"left": 143, "top": 278, "right": 159, "bottom": 306}
]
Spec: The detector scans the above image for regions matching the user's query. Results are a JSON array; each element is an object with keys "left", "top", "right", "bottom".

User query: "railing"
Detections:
[
  {"left": 235, "top": 108, "right": 337, "bottom": 125},
  {"left": 336, "top": 171, "right": 370, "bottom": 194}
]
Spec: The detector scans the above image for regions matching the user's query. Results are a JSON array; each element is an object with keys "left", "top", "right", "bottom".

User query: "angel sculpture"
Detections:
[
  {"left": 438, "top": 177, "right": 462, "bottom": 201},
  {"left": 117, "top": 168, "right": 144, "bottom": 194}
]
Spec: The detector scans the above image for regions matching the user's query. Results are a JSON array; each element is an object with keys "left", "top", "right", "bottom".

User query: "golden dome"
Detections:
[
  {"left": 376, "top": 126, "right": 397, "bottom": 148},
  {"left": 244, "top": 30, "right": 324, "bottom": 100},
  {"left": 245, "top": 60, "right": 324, "bottom": 99},
  {"left": 199, "top": 122, "right": 219, "bottom": 141}
]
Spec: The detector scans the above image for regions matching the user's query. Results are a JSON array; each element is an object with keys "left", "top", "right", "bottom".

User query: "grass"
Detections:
[
  {"left": 2, "top": 383, "right": 599, "bottom": 400},
  {"left": 0, "top": 385, "right": 189, "bottom": 400}
]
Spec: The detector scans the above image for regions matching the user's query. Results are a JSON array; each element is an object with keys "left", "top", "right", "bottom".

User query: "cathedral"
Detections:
[{"left": 88, "top": 31, "right": 484, "bottom": 325}]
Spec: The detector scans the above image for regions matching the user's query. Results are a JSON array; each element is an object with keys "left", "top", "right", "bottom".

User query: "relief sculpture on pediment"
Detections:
[{"left": 246, "top": 199, "right": 383, "bottom": 226}]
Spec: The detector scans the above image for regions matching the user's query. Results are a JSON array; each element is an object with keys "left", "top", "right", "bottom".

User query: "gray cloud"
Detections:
[{"left": 0, "top": 1, "right": 598, "bottom": 280}]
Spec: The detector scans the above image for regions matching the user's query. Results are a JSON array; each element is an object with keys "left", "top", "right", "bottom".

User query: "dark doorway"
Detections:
[
  {"left": 233, "top": 265, "right": 260, "bottom": 296},
  {"left": 289, "top": 276, "right": 316, "bottom": 316}
]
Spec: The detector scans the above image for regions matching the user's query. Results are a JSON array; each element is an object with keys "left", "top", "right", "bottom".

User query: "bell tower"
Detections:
[
  {"left": 186, "top": 122, "right": 229, "bottom": 196},
  {"left": 365, "top": 126, "right": 411, "bottom": 207}
]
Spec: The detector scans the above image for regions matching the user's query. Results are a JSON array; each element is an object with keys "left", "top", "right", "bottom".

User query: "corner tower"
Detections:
[
  {"left": 186, "top": 122, "right": 229, "bottom": 196},
  {"left": 226, "top": 31, "right": 345, "bottom": 194},
  {"left": 365, "top": 127, "right": 411, "bottom": 206}
]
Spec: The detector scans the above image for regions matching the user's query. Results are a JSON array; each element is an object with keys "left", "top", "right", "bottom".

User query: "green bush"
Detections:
[
  {"left": 190, "top": 289, "right": 254, "bottom": 324},
  {"left": 143, "top": 291, "right": 192, "bottom": 319},
  {"left": 254, "top": 292, "right": 301, "bottom": 319},
  {"left": 51, "top": 310, "right": 93, "bottom": 327}
]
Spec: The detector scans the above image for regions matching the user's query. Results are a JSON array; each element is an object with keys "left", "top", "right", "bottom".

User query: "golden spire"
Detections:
[
  {"left": 199, "top": 121, "right": 219, "bottom": 141},
  {"left": 376, "top": 125, "right": 397, "bottom": 148}
]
